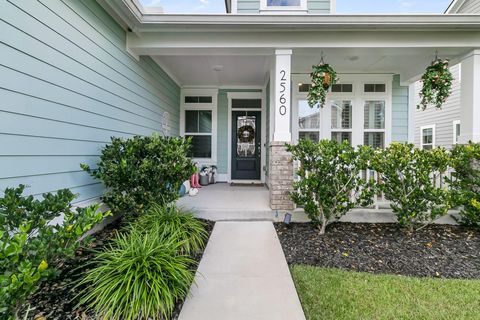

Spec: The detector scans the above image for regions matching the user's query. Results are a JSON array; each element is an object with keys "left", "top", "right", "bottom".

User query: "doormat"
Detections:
[{"left": 230, "top": 182, "right": 265, "bottom": 187}]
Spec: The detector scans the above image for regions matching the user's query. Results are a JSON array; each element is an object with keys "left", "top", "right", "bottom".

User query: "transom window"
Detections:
[
  {"left": 364, "top": 84, "right": 386, "bottom": 93},
  {"left": 364, "top": 101, "right": 386, "bottom": 149},
  {"left": 421, "top": 125, "right": 435, "bottom": 150},
  {"left": 185, "top": 110, "right": 212, "bottom": 158},
  {"left": 262, "top": 0, "right": 307, "bottom": 10},
  {"left": 267, "top": 0, "right": 301, "bottom": 6}
]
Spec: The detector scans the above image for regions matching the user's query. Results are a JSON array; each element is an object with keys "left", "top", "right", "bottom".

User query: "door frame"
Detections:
[{"left": 227, "top": 92, "right": 266, "bottom": 183}]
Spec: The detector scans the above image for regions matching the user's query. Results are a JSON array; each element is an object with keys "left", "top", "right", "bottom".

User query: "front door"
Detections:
[{"left": 231, "top": 111, "right": 261, "bottom": 180}]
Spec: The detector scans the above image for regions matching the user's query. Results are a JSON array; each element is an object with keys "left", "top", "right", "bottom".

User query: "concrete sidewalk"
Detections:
[{"left": 178, "top": 221, "right": 306, "bottom": 320}]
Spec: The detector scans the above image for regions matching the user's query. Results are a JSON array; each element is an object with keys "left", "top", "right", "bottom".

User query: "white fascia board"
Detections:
[{"left": 445, "top": 0, "right": 465, "bottom": 14}]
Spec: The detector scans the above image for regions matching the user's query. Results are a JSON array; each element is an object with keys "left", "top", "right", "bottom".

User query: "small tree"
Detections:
[
  {"left": 287, "top": 140, "right": 375, "bottom": 235},
  {"left": 0, "top": 185, "right": 109, "bottom": 319},
  {"left": 371, "top": 143, "right": 452, "bottom": 230},
  {"left": 82, "top": 134, "right": 195, "bottom": 215},
  {"left": 448, "top": 142, "right": 480, "bottom": 229}
]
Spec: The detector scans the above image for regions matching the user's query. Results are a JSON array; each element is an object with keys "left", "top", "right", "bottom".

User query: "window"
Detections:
[
  {"left": 185, "top": 110, "right": 212, "bottom": 158},
  {"left": 364, "top": 101, "right": 386, "bottom": 148},
  {"left": 453, "top": 120, "right": 461, "bottom": 145},
  {"left": 261, "top": 0, "right": 306, "bottom": 10},
  {"left": 185, "top": 96, "right": 212, "bottom": 103},
  {"left": 421, "top": 125, "right": 435, "bottom": 150},
  {"left": 331, "top": 84, "right": 353, "bottom": 93},
  {"left": 298, "top": 100, "right": 320, "bottom": 142},
  {"left": 331, "top": 100, "right": 352, "bottom": 145},
  {"left": 364, "top": 84, "right": 386, "bottom": 93},
  {"left": 267, "top": 0, "right": 301, "bottom": 6}
]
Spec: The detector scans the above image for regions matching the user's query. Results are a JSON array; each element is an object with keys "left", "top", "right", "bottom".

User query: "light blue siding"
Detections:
[
  {"left": 216, "top": 89, "right": 263, "bottom": 174},
  {"left": 392, "top": 75, "right": 409, "bottom": 142},
  {"left": 237, "top": 0, "right": 330, "bottom": 13},
  {"left": 0, "top": 0, "right": 180, "bottom": 202}
]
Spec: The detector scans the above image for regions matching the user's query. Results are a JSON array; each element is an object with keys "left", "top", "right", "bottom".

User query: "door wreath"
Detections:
[{"left": 238, "top": 125, "right": 255, "bottom": 143}]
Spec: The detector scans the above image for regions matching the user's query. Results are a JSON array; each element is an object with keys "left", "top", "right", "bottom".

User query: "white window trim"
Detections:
[
  {"left": 453, "top": 120, "right": 461, "bottom": 145},
  {"left": 292, "top": 74, "right": 393, "bottom": 148},
  {"left": 180, "top": 89, "right": 218, "bottom": 165},
  {"left": 260, "top": 0, "right": 308, "bottom": 13},
  {"left": 420, "top": 124, "right": 436, "bottom": 149},
  {"left": 227, "top": 92, "right": 266, "bottom": 183}
]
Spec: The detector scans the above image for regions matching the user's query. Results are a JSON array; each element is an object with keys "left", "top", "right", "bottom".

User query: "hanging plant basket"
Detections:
[
  {"left": 308, "top": 63, "right": 338, "bottom": 108},
  {"left": 418, "top": 58, "right": 454, "bottom": 110}
]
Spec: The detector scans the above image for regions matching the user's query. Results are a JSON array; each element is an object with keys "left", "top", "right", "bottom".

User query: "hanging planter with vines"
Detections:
[
  {"left": 308, "top": 57, "right": 338, "bottom": 108},
  {"left": 418, "top": 56, "right": 454, "bottom": 110}
]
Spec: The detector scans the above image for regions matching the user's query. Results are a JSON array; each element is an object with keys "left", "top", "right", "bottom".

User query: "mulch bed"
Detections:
[
  {"left": 27, "top": 218, "right": 215, "bottom": 320},
  {"left": 275, "top": 222, "right": 480, "bottom": 279}
]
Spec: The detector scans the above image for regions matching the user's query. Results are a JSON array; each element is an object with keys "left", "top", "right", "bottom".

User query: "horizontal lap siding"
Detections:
[
  {"left": 413, "top": 64, "right": 461, "bottom": 149},
  {"left": 0, "top": 0, "right": 180, "bottom": 202},
  {"left": 458, "top": 0, "right": 480, "bottom": 13},
  {"left": 308, "top": 0, "right": 330, "bottom": 13},
  {"left": 392, "top": 75, "right": 409, "bottom": 142},
  {"left": 237, "top": 0, "right": 260, "bottom": 13}
]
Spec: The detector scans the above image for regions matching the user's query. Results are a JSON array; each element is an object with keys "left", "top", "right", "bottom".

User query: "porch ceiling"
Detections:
[{"left": 151, "top": 47, "right": 473, "bottom": 87}]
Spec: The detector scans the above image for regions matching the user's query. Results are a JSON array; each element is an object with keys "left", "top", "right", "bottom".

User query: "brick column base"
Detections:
[{"left": 269, "top": 141, "right": 295, "bottom": 211}]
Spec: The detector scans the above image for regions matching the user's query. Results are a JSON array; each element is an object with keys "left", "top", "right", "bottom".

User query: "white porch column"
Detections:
[
  {"left": 273, "top": 49, "right": 292, "bottom": 142},
  {"left": 459, "top": 50, "right": 480, "bottom": 144}
]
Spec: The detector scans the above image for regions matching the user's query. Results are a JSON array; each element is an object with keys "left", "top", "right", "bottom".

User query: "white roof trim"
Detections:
[{"left": 446, "top": 0, "right": 466, "bottom": 14}]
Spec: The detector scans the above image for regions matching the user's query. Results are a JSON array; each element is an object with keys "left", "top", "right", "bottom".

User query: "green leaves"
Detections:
[
  {"left": 81, "top": 134, "right": 195, "bottom": 216},
  {"left": 308, "top": 63, "right": 338, "bottom": 108},
  {"left": 287, "top": 140, "right": 374, "bottom": 234},
  {"left": 418, "top": 59, "right": 454, "bottom": 110},
  {"left": 77, "top": 204, "right": 206, "bottom": 320},
  {"left": 371, "top": 143, "right": 452, "bottom": 229},
  {"left": 0, "top": 186, "right": 110, "bottom": 319},
  {"left": 448, "top": 142, "right": 480, "bottom": 228}
]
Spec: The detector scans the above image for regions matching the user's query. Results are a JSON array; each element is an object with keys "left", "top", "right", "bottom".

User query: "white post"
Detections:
[
  {"left": 273, "top": 49, "right": 292, "bottom": 142},
  {"left": 459, "top": 50, "right": 480, "bottom": 144}
]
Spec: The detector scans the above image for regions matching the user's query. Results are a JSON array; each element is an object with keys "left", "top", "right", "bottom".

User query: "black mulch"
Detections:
[
  {"left": 27, "top": 218, "right": 215, "bottom": 320},
  {"left": 275, "top": 222, "right": 480, "bottom": 279}
]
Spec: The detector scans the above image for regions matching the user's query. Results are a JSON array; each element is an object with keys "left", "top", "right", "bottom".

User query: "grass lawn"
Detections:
[{"left": 291, "top": 266, "right": 480, "bottom": 320}]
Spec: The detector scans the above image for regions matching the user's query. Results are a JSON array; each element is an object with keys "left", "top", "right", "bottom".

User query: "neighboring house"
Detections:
[
  {"left": 413, "top": 0, "right": 480, "bottom": 149},
  {"left": 1, "top": 0, "right": 479, "bottom": 210}
]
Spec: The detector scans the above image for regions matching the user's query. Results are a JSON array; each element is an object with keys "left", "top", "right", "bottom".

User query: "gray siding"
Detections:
[
  {"left": 392, "top": 75, "right": 409, "bottom": 142},
  {"left": 413, "top": 64, "right": 461, "bottom": 149},
  {"left": 458, "top": 0, "right": 480, "bottom": 13},
  {"left": 237, "top": 0, "right": 330, "bottom": 13},
  {"left": 0, "top": 0, "right": 180, "bottom": 202}
]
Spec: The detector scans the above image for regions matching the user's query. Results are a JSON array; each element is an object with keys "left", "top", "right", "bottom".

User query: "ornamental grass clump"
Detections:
[
  {"left": 448, "top": 142, "right": 480, "bottom": 229},
  {"left": 77, "top": 227, "right": 195, "bottom": 320},
  {"left": 371, "top": 143, "right": 452, "bottom": 230},
  {"left": 287, "top": 139, "right": 375, "bottom": 235},
  {"left": 81, "top": 134, "right": 195, "bottom": 215},
  {"left": 135, "top": 204, "right": 208, "bottom": 255}
]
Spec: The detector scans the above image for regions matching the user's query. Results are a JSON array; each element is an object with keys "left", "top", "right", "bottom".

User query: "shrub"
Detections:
[
  {"left": 371, "top": 143, "right": 452, "bottom": 230},
  {"left": 78, "top": 227, "right": 195, "bottom": 320},
  {"left": 0, "top": 185, "right": 110, "bottom": 319},
  {"left": 81, "top": 134, "right": 195, "bottom": 215},
  {"left": 448, "top": 142, "right": 480, "bottom": 229},
  {"left": 287, "top": 139, "right": 375, "bottom": 234},
  {"left": 135, "top": 204, "right": 208, "bottom": 255}
]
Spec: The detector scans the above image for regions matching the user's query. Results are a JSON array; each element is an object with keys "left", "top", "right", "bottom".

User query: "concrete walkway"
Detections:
[{"left": 178, "top": 221, "right": 306, "bottom": 320}]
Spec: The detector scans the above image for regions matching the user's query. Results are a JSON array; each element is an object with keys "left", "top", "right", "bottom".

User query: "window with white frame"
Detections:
[
  {"left": 185, "top": 110, "right": 212, "bottom": 158},
  {"left": 363, "top": 100, "right": 386, "bottom": 149},
  {"left": 331, "top": 100, "right": 352, "bottom": 145},
  {"left": 261, "top": 0, "right": 307, "bottom": 10},
  {"left": 298, "top": 99, "right": 320, "bottom": 142},
  {"left": 453, "top": 120, "right": 460, "bottom": 145},
  {"left": 421, "top": 125, "right": 435, "bottom": 150}
]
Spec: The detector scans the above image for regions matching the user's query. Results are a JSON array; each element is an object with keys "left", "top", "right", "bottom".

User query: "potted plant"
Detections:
[
  {"left": 418, "top": 58, "right": 454, "bottom": 110},
  {"left": 308, "top": 63, "right": 338, "bottom": 108}
]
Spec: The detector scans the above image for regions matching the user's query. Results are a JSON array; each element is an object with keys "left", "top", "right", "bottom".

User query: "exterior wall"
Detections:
[
  {"left": 457, "top": 0, "right": 480, "bottom": 13},
  {"left": 413, "top": 64, "right": 461, "bottom": 149},
  {"left": 236, "top": 0, "right": 330, "bottom": 13},
  {"left": 216, "top": 89, "right": 262, "bottom": 175},
  {"left": 0, "top": 0, "right": 180, "bottom": 202},
  {"left": 392, "top": 75, "right": 409, "bottom": 142}
]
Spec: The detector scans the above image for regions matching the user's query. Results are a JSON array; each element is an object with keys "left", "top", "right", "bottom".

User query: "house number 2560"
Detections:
[{"left": 279, "top": 70, "right": 287, "bottom": 116}]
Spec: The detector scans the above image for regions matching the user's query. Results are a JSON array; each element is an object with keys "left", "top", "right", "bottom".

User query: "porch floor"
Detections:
[{"left": 177, "top": 183, "right": 274, "bottom": 221}]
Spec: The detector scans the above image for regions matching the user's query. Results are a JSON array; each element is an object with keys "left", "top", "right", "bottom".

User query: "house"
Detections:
[
  {"left": 1, "top": 0, "right": 479, "bottom": 211},
  {"left": 413, "top": 0, "right": 480, "bottom": 150}
]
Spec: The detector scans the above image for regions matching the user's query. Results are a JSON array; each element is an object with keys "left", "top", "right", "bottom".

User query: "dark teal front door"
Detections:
[{"left": 231, "top": 111, "right": 261, "bottom": 180}]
